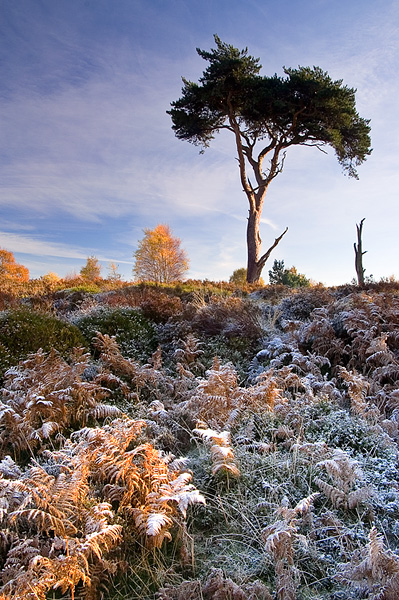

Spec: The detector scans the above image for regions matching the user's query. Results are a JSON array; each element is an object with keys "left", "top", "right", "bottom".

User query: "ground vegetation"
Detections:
[{"left": 0, "top": 278, "right": 398, "bottom": 598}]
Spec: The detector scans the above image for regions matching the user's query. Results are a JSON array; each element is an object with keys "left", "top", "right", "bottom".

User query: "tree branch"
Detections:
[
  {"left": 227, "top": 97, "right": 256, "bottom": 210},
  {"left": 257, "top": 227, "right": 288, "bottom": 270}
]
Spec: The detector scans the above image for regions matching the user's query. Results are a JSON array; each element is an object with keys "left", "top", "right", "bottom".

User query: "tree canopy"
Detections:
[
  {"left": 0, "top": 248, "right": 29, "bottom": 283},
  {"left": 169, "top": 36, "right": 372, "bottom": 283},
  {"left": 133, "top": 224, "right": 189, "bottom": 284}
]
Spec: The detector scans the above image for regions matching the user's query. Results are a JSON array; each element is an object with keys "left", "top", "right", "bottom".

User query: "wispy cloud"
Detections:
[
  {"left": 0, "top": 231, "right": 133, "bottom": 264},
  {"left": 1, "top": 50, "right": 238, "bottom": 224}
]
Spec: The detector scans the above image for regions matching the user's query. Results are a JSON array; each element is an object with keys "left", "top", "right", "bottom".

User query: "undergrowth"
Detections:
[{"left": 0, "top": 283, "right": 398, "bottom": 599}]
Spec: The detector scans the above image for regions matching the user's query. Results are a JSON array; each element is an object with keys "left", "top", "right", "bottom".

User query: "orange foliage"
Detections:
[
  {"left": 0, "top": 248, "right": 29, "bottom": 282},
  {"left": 133, "top": 224, "right": 189, "bottom": 284}
]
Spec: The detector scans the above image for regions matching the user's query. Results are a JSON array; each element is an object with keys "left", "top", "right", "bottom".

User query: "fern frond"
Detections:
[
  {"left": 373, "top": 364, "right": 399, "bottom": 384},
  {"left": 158, "top": 472, "right": 206, "bottom": 517},
  {"left": 314, "top": 477, "right": 347, "bottom": 509},
  {"left": 90, "top": 403, "right": 121, "bottom": 420},
  {"left": 339, "top": 367, "right": 370, "bottom": 416},
  {"left": 347, "top": 486, "right": 373, "bottom": 510},
  {"left": 193, "top": 427, "right": 230, "bottom": 446},
  {"left": 293, "top": 493, "right": 320, "bottom": 516},
  {"left": 194, "top": 426, "right": 240, "bottom": 480},
  {"left": 318, "top": 449, "right": 362, "bottom": 493},
  {"left": 9, "top": 508, "right": 74, "bottom": 537},
  {"left": 41, "top": 421, "right": 61, "bottom": 440},
  {"left": 77, "top": 523, "right": 123, "bottom": 559},
  {"left": 338, "top": 526, "right": 399, "bottom": 597},
  {"left": 263, "top": 519, "right": 295, "bottom": 562},
  {"left": 132, "top": 508, "right": 173, "bottom": 548}
]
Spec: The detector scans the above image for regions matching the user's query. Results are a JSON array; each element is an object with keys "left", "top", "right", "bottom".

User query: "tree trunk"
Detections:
[
  {"left": 354, "top": 218, "right": 366, "bottom": 286},
  {"left": 246, "top": 208, "right": 288, "bottom": 284},
  {"left": 228, "top": 113, "right": 287, "bottom": 284},
  {"left": 246, "top": 210, "right": 262, "bottom": 283}
]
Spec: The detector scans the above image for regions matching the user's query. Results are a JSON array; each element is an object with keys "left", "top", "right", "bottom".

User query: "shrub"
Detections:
[
  {"left": 192, "top": 296, "right": 263, "bottom": 340},
  {"left": 139, "top": 290, "right": 183, "bottom": 323},
  {"left": 269, "top": 259, "right": 310, "bottom": 287},
  {"left": 279, "top": 287, "right": 333, "bottom": 321},
  {"left": 0, "top": 308, "right": 86, "bottom": 378},
  {"left": 98, "top": 286, "right": 183, "bottom": 321},
  {"left": 73, "top": 306, "right": 157, "bottom": 360},
  {"left": 65, "top": 283, "right": 102, "bottom": 294},
  {"left": 0, "top": 291, "right": 19, "bottom": 311},
  {"left": 229, "top": 267, "right": 247, "bottom": 286}
]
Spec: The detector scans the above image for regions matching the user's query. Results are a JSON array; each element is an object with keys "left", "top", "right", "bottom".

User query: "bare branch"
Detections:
[{"left": 258, "top": 227, "right": 289, "bottom": 270}]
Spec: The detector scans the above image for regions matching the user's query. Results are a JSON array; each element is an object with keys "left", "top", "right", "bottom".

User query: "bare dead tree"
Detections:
[{"left": 354, "top": 218, "right": 366, "bottom": 286}]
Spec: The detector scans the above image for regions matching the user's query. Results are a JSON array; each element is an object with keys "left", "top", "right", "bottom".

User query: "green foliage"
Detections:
[
  {"left": 169, "top": 36, "right": 371, "bottom": 177},
  {"left": 0, "top": 308, "right": 86, "bottom": 377},
  {"left": 229, "top": 268, "right": 247, "bottom": 286},
  {"left": 0, "top": 342, "right": 11, "bottom": 378},
  {"left": 268, "top": 259, "right": 310, "bottom": 287},
  {"left": 74, "top": 306, "right": 157, "bottom": 360},
  {"left": 65, "top": 283, "right": 103, "bottom": 293}
]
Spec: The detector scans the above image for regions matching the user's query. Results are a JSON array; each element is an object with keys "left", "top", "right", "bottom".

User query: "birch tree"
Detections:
[{"left": 133, "top": 224, "right": 189, "bottom": 283}]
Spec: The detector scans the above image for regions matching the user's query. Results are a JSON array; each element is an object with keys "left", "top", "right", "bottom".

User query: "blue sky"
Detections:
[{"left": 1, "top": 0, "right": 398, "bottom": 285}]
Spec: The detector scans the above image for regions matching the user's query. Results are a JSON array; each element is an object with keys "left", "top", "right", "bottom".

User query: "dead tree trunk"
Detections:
[{"left": 354, "top": 218, "right": 366, "bottom": 286}]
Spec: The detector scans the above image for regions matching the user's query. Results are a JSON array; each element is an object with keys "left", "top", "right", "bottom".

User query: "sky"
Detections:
[{"left": 1, "top": 0, "right": 398, "bottom": 286}]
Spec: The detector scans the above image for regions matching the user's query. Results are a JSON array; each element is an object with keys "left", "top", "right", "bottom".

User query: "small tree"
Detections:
[
  {"left": 80, "top": 256, "right": 101, "bottom": 281},
  {"left": 229, "top": 267, "right": 264, "bottom": 286},
  {"left": 169, "top": 36, "right": 371, "bottom": 283},
  {"left": 0, "top": 248, "right": 29, "bottom": 282},
  {"left": 229, "top": 267, "right": 247, "bottom": 286},
  {"left": 41, "top": 272, "right": 60, "bottom": 284},
  {"left": 133, "top": 224, "right": 189, "bottom": 284},
  {"left": 268, "top": 259, "right": 310, "bottom": 287},
  {"left": 107, "top": 262, "right": 122, "bottom": 282},
  {"left": 268, "top": 260, "right": 286, "bottom": 285}
]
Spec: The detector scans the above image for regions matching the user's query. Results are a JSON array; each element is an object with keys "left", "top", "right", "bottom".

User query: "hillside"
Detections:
[{"left": 0, "top": 281, "right": 399, "bottom": 599}]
